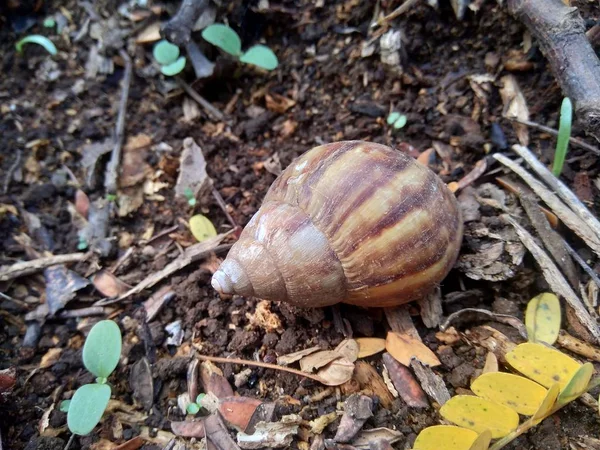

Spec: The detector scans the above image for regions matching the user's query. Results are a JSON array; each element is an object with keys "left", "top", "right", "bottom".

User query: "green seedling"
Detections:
[
  {"left": 77, "top": 236, "right": 88, "bottom": 251},
  {"left": 183, "top": 187, "right": 197, "bottom": 206},
  {"left": 201, "top": 24, "right": 278, "bottom": 71},
  {"left": 552, "top": 97, "right": 572, "bottom": 177},
  {"left": 153, "top": 39, "right": 187, "bottom": 76},
  {"left": 43, "top": 17, "right": 56, "bottom": 28},
  {"left": 186, "top": 393, "right": 206, "bottom": 415},
  {"left": 387, "top": 111, "right": 407, "bottom": 130},
  {"left": 413, "top": 292, "right": 600, "bottom": 450},
  {"left": 15, "top": 35, "right": 57, "bottom": 56},
  {"left": 62, "top": 320, "right": 122, "bottom": 436}
]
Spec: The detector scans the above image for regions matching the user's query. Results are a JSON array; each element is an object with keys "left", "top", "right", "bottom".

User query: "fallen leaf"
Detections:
[
  {"left": 130, "top": 357, "right": 154, "bottom": 411},
  {"left": 135, "top": 22, "right": 161, "bottom": 43},
  {"left": 385, "top": 332, "right": 441, "bottom": 367},
  {"left": 92, "top": 270, "right": 131, "bottom": 297},
  {"left": 265, "top": 93, "right": 296, "bottom": 114},
  {"left": 40, "top": 348, "right": 62, "bottom": 369},
  {"left": 300, "top": 350, "right": 342, "bottom": 373},
  {"left": 201, "top": 361, "right": 234, "bottom": 399},
  {"left": 237, "top": 414, "right": 302, "bottom": 449},
  {"left": 219, "top": 396, "right": 263, "bottom": 432},
  {"left": 189, "top": 214, "right": 218, "bottom": 242},
  {"left": 440, "top": 395, "right": 519, "bottom": 438},
  {"left": 119, "top": 134, "right": 152, "bottom": 188},
  {"left": 334, "top": 339, "right": 359, "bottom": 362},
  {"left": 525, "top": 292, "right": 561, "bottom": 345},
  {"left": 175, "top": 137, "right": 212, "bottom": 200},
  {"left": 113, "top": 436, "right": 145, "bottom": 450},
  {"left": 45, "top": 265, "right": 90, "bottom": 315},
  {"left": 315, "top": 357, "right": 355, "bottom": 386},
  {"left": 557, "top": 362, "right": 594, "bottom": 405},
  {"left": 471, "top": 372, "right": 547, "bottom": 415},
  {"left": 171, "top": 420, "right": 206, "bottom": 437},
  {"left": 350, "top": 427, "right": 403, "bottom": 448},
  {"left": 482, "top": 352, "right": 498, "bottom": 374},
  {"left": 499, "top": 74, "right": 529, "bottom": 145},
  {"left": 382, "top": 353, "right": 428, "bottom": 408},
  {"left": 532, "top": 383, "right": 560, "bottom": 424},
  {"left": 277, "top": 346, "right": 322, "bottom": 366},
  {"left": 414, "top": 425, "right": 478, "bottom": 450},
  {"left": 356, "top": 337, "right": 386, "bottom": 358}
]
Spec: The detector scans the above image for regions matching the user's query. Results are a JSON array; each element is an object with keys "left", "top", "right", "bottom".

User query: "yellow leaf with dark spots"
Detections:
[
  {"left": 557, "top": 362, "right": 594, "bottom": 405},
  {"left": 471, "top": 372, "right": 547, "bottom": 415},
  {"left": 189, "top": 214, "right": 217, "bottom": 242},
  {"left": 532, "top": 383, "right": 560, "bottom": 424},
  {"left": 506, "top": 343, "right": 580, "bottom": 390},
  {"left": 525, "top": 293, "right": 561, "bottom": 344},
  {"left": 414, "top": 425, "right": 478, "bottom": 450},
  {"left": 440, "top": 395, "right": 519, "bottom": 438}
]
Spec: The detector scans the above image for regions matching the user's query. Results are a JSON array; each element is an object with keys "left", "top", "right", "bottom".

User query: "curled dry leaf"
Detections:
[
  {"left": 385, "top": 332, "right": 441, "bottom": 367},
  {"left": 92, "top": 270, "right": 131, "bottom": 297},
  {"left": 265, "top": 93, "right": 296, "bottom": 114},
  {"left": 382, "top": 353, "right": 428, "bottom": 408},
  {"left": 334, "top": 339, "right": 359, "bottom": 362},
  {"left": 201, "top": 361, "right": 234, "bottom": 399},
  {"left": 300, "top": 350, "right": 341, "bottom": 373},
  {"left": 315, "top": 357, "right": 355, "bottom": 386},
  {"left": 218, "top": 396, "right": 263, "bottom": 432},
  {"left": 356, "top": 338, "right": 386, "bottom": 358},
  {"left": 277, "top": 346, "right": 322, "bottom": 366}
]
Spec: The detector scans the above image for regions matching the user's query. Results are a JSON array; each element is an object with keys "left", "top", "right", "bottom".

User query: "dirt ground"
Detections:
[{"left": 2, "top": 0, "right": 600, "bottom": 449}]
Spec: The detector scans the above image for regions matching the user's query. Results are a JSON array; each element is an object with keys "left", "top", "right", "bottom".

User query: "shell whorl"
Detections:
[{"left": 212, "top": 141, "right": 463, "bottom": 308}]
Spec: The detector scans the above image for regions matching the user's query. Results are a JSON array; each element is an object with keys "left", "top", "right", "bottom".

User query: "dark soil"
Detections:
[{"left": 2, "top": 0, "right": 600, "bottom": 449}]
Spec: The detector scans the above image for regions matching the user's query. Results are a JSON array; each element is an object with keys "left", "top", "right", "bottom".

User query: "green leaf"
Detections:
[
  {"left": 15, "top": 35, "right": 57, "bottom": 55},
  {"left": 393, "top": 115, "right": 407, "bottom": 129},
  {"left": 201, "top": 24, "right": 242, "bottom": 56},
  {"left": 440, "top": 395, "right": 519, "bottom": 438},
  {"left": 471, "top": 372, "right": 547, "bottom": 416},
  {"left": 82, "top": 320, "right": 122, "bottom": 378},
  {"left": 387, "top": 112, "right": 400, "bottom": 125},
  {"left": 557, "top": 362, "right": 594, "bottom": 405},
  {"left": 161, "top": 56, "right": 187, "bottom": 76},
  {"left": 506, "top": 342, "right": 580, "bottom": 390},
  {"left": 59, "top": 399, "right": 71, "bottom": 412},
  {"left": 187, "top": 403, "right": 200, "bottom": 414},
  {"left": 43, "top": 17, "right": 56, "bottom": 28},
  {"left": 552, "top": 97, "right": 572, "bottom": 177},
  {"left": 240, "top": 45, "right": 278, "bottom": 70},
  {"left": 67, "top": 383, "right": 111, "bottom": 435},
  {"left": 196, "top": 393, "right": 205, "bottom": 404},
  {"left": 525, "top": 292, "right": 561, "bottom": 344},
  {"left": 189, "top": 214, "right": 217, "bottom": 242},
  {"left": 414, "top": 425, "right": 479, "bottom": 450},
  {"left": 153, "top": 40, "right": 180, "bottom": 65}
]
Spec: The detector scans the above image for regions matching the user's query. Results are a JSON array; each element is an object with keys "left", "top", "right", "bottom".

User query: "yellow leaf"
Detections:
[
  {"left": 469, "top": 429, "right": 492, "bottom": 450},
  {"left": 471, "top": 372, "right": 547, "bottom": 415},
  {"left": 356, "top": 337, "right": 386, "bottom": 358},
  {"left": 525, "top": 293, "right": 561, "bottom": 344},
  {"left": 505, "top": 342, "right": 580, "bottom": 389},
  {"left": 414, "top": 425, "right": 478, "bottom": 450},
  {"left": 385, "top": 332, "right": 441, "bottom": 367},
  {"left": 532, "top": 383, "right": 560, "bottom": 424},
  {"left": 189, "top": 214, "right": 217, "bottom": 242},
  {"left": 557, "top": 362, "right": 594, "bottom": 405},
  {"left": 440, "top": 395, "right": 519, "bottom": 438}
]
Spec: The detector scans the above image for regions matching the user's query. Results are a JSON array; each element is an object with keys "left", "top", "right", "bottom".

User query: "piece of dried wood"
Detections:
[
  {"left": 0, "top": 253, "right": 88, "bottom": 281},
  {"left": 503, "top": 214, "right": 600, "bottom": 343},
  {"left": 557, "top": 330, "right": 600, "bottom": 363},
  {"left": 410, "top": 360, "right": 451, "bottom": 406}
]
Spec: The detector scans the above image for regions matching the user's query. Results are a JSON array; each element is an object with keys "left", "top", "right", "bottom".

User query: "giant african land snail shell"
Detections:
[{"left": 211, "top": 141, "right": 463, "bottom": 308}]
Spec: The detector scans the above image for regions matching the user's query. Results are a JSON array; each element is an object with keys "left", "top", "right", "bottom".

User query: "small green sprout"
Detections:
[
  {"left": 77, "top": 237, "right": 88, "bottom": 251},
  {"left": 63, "top": 320, "right": 122, "bottom": 436},
  {"left": 186, "top": 393, "right": 206, "bottom": 415},
  {"left": 106, "top": 193, "right": 117, "bottom": 202},
  {"left": 387, "top": 111, "right": 407, "bottom": 130},
  {"left": 15, "top": 35, "right": 57, "bottom": 56},
  {"left": 43, "top": 17, "right": 56, "bottom": 28},
  {"left": 153, "top": 39, "right": 187, "bottom": 76},
  {"left": 552, "top": 97, "right": 572, "bottom": 177},
  {"left": 201, "top": 24, "right": 278, "bottom": 71},
  {"left": 183, "top": 187, "right": 197, "bottom": 206}
]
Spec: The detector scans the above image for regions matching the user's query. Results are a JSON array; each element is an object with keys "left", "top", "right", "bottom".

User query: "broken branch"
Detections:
[{"left": 0, "top": 253, "right": 88, "bottom": 282}]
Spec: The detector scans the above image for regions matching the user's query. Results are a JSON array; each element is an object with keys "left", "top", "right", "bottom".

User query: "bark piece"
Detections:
[
  {"left": 382, "top": 353, "right": 428, "bottom": 408},
  {"left": 334, "top": 394, "right": 374, "bottom": 443}
]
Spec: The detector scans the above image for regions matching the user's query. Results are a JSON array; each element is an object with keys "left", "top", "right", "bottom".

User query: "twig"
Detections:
[
  {"left": 562, "top": 240, "right": 600, "bottom": 290},
  {"left": 63, "top": 433, "right": 75, "bottom": 450},
  {"left": 116, "top": 234, "right": 233, "bottom": 301},
  {"left": 195, "top": 354, "right": 326, "bottom": 384},
  {"left": 510, "top": 145, "right": 600, "bottom": 240},
  {"left": 105, "top": 49, "right": 132, "bottom": 195},
  {"left": 502, "top": 213, "right": 600, "bottom": 344},
  {"left": 58, "top": 307, "right": 107, "bottom": 318},
  {"left": 176, "top": 77, "right": 225, "bottom": 122},
  {"left": 494, "top": 153, "right": 600, "bottom": 256},
  {"left": 507, "top": 117, "right": 600, "bottom": 156},
  {"left": 3, "top": 150, "right": 22, "bottom": 194},
  {"left": 161, "top": 0, "right": 209, "bottom": 47},
  {"left": 508, "top": 0, "right": 600, "bottom": 139},
  {"left": 0, "top": 253, "right": 88, "bottom": 282},
  {"left": 211, "top": 188, "right": 237, "bottom": 230},
  {"left": 372, "top": 0, "right": 421, "bottom": 27}
]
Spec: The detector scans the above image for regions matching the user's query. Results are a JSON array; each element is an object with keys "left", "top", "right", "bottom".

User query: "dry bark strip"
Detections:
[
  {"left": 0, "top": 252, "right": 88, "bottom": 281},
  {"left": 161, "top": 0, "right": 209, "bottom": 46},
  {"left": 508, "top": 0, "right": 600, "bottom": 139},
  {"left": 502, "top": 213, "right": 600, "bottom": 343}
]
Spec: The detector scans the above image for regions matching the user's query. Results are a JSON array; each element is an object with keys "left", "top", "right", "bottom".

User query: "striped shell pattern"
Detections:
[{"left": 211, "top": 141, "right": 463, "bottom": 308}]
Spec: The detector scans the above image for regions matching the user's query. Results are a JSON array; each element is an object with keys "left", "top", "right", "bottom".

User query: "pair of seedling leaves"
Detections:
[
  {"left": 60, "top": 320, "right": 122, "bottom": 435},
  {"left": 153, "top": 23, "right": 278, "bottom": 76},
  {"left": 413, "top": 293, "right": 598, "bottom": 450}
]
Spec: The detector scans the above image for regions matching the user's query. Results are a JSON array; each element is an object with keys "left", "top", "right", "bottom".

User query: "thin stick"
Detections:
[
  {"left": 63, "top": 433, "right": 75, "bottom": 450},
  {"left": 562, "top": 240, "right": 600, "bottom": 289},
  {"left": 196, "top": 354, "right": 326, "bottom": 384},
  {"left": 511, "top": 145, "right": 600, "bottom": 241},
  {"left": 176, "top": 77, "right": 225, "bottom": 121},
  {"left": 3, "top": 150, "right": 22, "bottom": 194},
  {"left": 373, "top": 0, "right": 420, "bottom": 27},
  {"left": 0, "top": 253, "right": 88, "bottom": 281},
  {"left": 211, "top": 188, "right": 237, "bottom": 230},
  {"left": 105, "top": 49, "right": 132, "bottom": 195},
  {"left": 507, "top": 117, "right": 600, "bottom": 156}
]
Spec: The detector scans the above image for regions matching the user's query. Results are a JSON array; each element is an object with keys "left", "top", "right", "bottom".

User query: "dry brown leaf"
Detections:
[
  {"left": 40, "top": 348, "right": 62, "bottom": 369},
  {"left": 499, "top": 75, "right": 529, "bottom": 145},
  {"left": 356, "top": 338, "right": 386, "bottom": 358},
  {"left": 334, "top": 339, "right": 359, "bottom": 362},
  {"left": 75, "top": 189, "right": 90, "bottom": 219},
  {"left": 300, "top": 350, "right": 342, "bottom": 373},
  {"left": 385, "top": 332, "right": 441, "bottom": 367},
  {"left": 265, "top": 93, "right": 296, "bottom": 113},
  {"left": 92, "top": 270, "right": 131, "bottom": 297},
  {"left": 351, "top": 428, "right": 403, "bottom": 448},
  {"left": 315, "top": 357, "right": 355, "bottom": 386},
  {"left": 219, "top": 396, "right": 263, "bottom": 432},
  {"left": 171, "top": 420, "right": 206, "bottom": 438},
  {"left": 382, "top": 353, "right": 428, "bottom": 408},
  {"left": 201, "top": 361, "right": 234, "bottom": 399},
  {"left": 277, "top": 346, "right": 322, "bottom": 366},
  {"left": 135, "top": 22, "right": 161, "bottom": 43},
  {"left": 120, "top": 134, "right": 152, "bottom": 188},
  {"left": 482, "top": 351, "right": 499, "bottom": 373}
]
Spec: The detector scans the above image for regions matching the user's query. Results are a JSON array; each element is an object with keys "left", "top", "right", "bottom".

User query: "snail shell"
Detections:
[{"left": 212, "top": 141, "right": 463, "bottom": 308}]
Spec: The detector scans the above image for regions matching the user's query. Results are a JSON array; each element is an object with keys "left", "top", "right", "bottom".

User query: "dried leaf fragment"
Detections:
[
  {"left": 277, "top": 346, "right": 322, "bottom": 366},
  {"left": 499, "top": 74, "right": 529, "bottom": 145},
  {"left": 315, "top": 356, "right": 355, "bottom": 386},
  {"left": 300, "top": 350, "right": 342, "bottom": 373},
  {"left": 218, "top": 396, "right": 263, "bottom": 432},
  {"left": 382, "top": 353, "right": 428, "bottom": 408},
  {"left": 356, "top": 337, "right": 386, "bottom": 358},
  {"left": 334, "top": 339, "right": 359, "bottom": 362},
  {"left": 385, "top": 332, "right": 441, "bottom": 367},
  {"left": 92, "top": 270, "right": 131, "bottom": 297}
]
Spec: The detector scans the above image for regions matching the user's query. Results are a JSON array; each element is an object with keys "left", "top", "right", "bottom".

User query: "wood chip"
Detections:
[
  {"left": 557, "top": 330, "right": 600, "bottom": 363},
  {"left": 353, "top": 361, "right": 394, "bottom": 409},
  {"left": 410, "top": 360, "right": 451, "bottom": 406}
]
